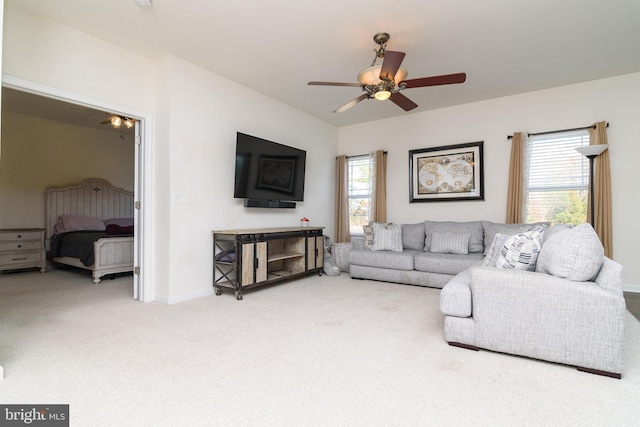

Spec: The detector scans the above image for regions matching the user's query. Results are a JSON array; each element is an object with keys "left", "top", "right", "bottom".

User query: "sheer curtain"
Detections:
[
  {"left": 589, "top": 121, "right": 613, "bottom": 258},
  {"left": 505, "top": 132, "right": 528, "bottom": 223},
  {"left": 334, "top": 155, "right": 350, "bottom": 243}
]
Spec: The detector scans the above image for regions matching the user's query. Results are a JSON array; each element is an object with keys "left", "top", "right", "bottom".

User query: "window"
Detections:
[
  {"left": 524, "top": 129, "right": 590, "bottom": 224},
  {"left": 347, "top": 155, "right": 373, "bottom": 235}
]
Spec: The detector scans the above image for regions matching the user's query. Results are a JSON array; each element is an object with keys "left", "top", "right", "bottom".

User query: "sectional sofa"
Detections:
[{"left": 346, "top": 220, "right": 626, "bottom": 377}]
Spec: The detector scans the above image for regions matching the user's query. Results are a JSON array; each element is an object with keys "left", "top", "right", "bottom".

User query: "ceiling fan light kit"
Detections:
[
  {"left": 374, "top": 90, "right": 391, "bottom": 101},
  {"left": 308, "top": 32, "right": 467, "bottom": 113}
]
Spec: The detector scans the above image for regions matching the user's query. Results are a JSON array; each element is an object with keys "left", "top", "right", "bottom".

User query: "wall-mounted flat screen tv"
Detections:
[{"left": 234, "top": 132, "right": 306, "bottom": 206}]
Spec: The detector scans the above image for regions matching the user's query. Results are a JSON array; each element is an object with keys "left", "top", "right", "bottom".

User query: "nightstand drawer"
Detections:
[
  {"left": 0, "top": 241, "right": 43, "bottom": 251},
  {"left": 0, "top": 231, "right": 43, "bottom": 241},
  {"left": 0, "top": 251, "right": 43, "bottom": 265}
]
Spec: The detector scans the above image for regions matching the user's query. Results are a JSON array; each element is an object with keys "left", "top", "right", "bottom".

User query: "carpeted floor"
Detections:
[{"left": 1, "top": 269, "right": 639, "bottom": 426}]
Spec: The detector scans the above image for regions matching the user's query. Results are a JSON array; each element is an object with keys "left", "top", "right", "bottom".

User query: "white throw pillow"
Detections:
[
  {"left": 496, "top": 226, "right": 546, "bottom": 271},
  {"left": 536, "top": 223, "right": 604, "bottom": 281},
  {"left": 430, "top": 232, "right": 471, "bottom": 255},
  {"left": 371, "top": 222, "right": 403, "bottom": 252}
]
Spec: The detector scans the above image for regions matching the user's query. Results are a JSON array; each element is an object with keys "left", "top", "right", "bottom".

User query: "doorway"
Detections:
[{"left": 0, "top": 77, "right": 151, "bottom": 301}]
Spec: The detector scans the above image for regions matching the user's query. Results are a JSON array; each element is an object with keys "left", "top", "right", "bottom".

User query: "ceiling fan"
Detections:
[{"left": 308, "top": 32, "right": 466, "bottom": 113}]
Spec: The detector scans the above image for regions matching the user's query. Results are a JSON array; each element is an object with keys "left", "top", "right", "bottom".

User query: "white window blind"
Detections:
[
  {"left": 525, "top": 129, "right": 590, "bottom": 224},
  {"left": 347, "top": 155, "right": 373, "bottom": 235}
]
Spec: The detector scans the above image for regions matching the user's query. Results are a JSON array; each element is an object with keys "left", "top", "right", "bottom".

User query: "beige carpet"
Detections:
[{"left": 1, "top": 268, "right": 639, "bottom": 426}]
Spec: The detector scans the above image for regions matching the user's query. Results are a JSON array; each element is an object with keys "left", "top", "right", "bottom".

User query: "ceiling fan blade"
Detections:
[
  {"left": 308, "top": 81, "right": 362, "bottom": 87},
  {"left": 401, "top": 72, "right": 467, "bottom": 89},
  {"left": 379, "top": 51, "right": 406, "bottom": 81},
  {"left": 334, "top": 94, "right": 368, "bottom": 113},
  {"left": 390, "top": 92, "right": 418, "bottom": 111}
]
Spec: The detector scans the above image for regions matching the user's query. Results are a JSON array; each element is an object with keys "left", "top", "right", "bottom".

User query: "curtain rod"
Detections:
[
  {"left": 507, "top": 122, "right": 608, "bottom": 140},
  {"left": 337, "top": 151, "right": 387, "bottom": 159}
]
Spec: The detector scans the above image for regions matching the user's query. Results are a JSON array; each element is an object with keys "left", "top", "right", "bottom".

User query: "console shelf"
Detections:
[{"left": 212, "top": 226, "right": 324, "bottom": 300}]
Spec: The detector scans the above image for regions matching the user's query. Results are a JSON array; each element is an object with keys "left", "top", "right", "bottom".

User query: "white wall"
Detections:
[
  {"left": 338, "top": 73, "right": 640, "bottom": 287},
  {"left": 156, "top": 55, "right": 337, "bottom": 303},
  {"left": 2, "top": 5, "right": 338, "bottom": 303}
]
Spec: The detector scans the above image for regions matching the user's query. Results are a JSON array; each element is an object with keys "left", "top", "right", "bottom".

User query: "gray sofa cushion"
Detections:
[
  {"left": 536, "top": 223, "right": 604, "bottom": 281},
  {"left": 401, "top": 222, "right": 425, "bottom": 250},
  {"left": 349, "top": 249, "right": 418, "bottom": 271},
  {"left": 414, "top": 252, "right": 484, "bottom": 275},
  {"left": 424, "top": 221, "right": 484, "bottom": 253}
]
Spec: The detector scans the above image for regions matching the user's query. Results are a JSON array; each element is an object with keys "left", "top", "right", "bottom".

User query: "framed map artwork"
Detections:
[{"left": 409, "top": 141, "right": 484, "bottom": 202}]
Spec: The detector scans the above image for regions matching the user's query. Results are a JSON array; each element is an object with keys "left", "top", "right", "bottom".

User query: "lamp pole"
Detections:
[{"left": 575, "top": 145, "right": 608, "bottom": 227}]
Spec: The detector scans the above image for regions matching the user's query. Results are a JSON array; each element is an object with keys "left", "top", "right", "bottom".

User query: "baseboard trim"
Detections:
[
  {"left": 624, "top": 283, "right": 640, "bottom": 293},
  {"left": 154, "top": 288, "right": 215, "bottom": 304}
]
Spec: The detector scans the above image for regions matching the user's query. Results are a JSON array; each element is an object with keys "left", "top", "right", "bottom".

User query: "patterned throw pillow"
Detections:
[
  {"left": 496, "top": 226, "right": 546, "bottom": 271},
  {"left": 371, "top": 222, "right": 403, "bottom": 252},
  {"left": 430, "top": 232, "right": 471, "bottom": 255},
  {"left": 363, "top": 224, "right": 374, "bottom": 250}
]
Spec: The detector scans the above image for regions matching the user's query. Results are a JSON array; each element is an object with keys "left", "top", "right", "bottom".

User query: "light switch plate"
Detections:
[{"left": 173, "top": 192, "right": 189, "bottom": 204}]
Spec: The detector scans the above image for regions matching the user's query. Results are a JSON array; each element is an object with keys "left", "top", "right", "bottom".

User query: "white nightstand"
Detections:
[{"left": 0, "top": 228, "right": 46, "bottom": 273}]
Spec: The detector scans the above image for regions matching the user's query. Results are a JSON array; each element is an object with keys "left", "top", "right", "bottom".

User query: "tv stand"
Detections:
[
  {"left": 244, "top": 199, "right": 296, "bottom": 209},
  {"left": 212, "top": 226, "right": 324, "bottom": 300}
]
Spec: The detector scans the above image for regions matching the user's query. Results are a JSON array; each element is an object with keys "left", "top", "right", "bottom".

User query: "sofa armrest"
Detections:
[
  {"left": 595, "top": 257, "right": 624, "bottom": 295},
  {"left": 469, "top": 266, "right": 626, "bottom": 373}
]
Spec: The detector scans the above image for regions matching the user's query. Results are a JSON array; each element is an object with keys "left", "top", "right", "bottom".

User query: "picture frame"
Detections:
[{"left": 409, "top": 141, "right": 484, "bottom": 202}]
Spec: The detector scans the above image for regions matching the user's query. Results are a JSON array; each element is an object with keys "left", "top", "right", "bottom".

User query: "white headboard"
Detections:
[{"left": 45, "top": 178, "right": 134, "bottom": 249}]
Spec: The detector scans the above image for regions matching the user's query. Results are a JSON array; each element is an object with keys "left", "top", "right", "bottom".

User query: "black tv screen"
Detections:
[{"left": 234, "top": 132, "right": 306, "bottom": 202}]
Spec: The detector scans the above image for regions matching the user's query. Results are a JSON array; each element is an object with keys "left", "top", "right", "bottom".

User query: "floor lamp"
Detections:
[{"left": 575, "top": 144, "right": 608, "bottom": 227}]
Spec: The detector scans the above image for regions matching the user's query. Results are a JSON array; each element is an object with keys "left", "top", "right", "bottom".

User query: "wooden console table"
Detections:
[{"left": 212, "top": 226, "right": 324, "bottom": 300}]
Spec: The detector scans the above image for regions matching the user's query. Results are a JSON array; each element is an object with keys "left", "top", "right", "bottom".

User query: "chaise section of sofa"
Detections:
[{"left": 440, "top": 223, "right": 626, "bottom": 378}]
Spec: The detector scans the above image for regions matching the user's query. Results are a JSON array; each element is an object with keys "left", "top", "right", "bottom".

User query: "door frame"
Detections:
[{"left": 1, "top": 75, "right": 154, "bottom": 301}]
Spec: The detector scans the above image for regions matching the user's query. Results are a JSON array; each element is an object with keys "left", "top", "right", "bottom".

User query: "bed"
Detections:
[{"left": 45, "top": 178, "right": 135, "bottom": 283}]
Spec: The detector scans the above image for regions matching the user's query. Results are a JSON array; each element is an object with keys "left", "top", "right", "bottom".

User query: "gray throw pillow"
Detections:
[
  {"left": 482, "top": 233, "right": 510, "bottom": 267},
  {"left": 536, "top": 223, "right": 604, "bottom": 281},
  {"left": 424, "top": 221, "right": 484, "bottom": 253},
  {"left": 430, "top": 232, "right": 471, "bottom": 255},
  {"left": 401, "top": 222, "right": 426, "bottom": 250}
]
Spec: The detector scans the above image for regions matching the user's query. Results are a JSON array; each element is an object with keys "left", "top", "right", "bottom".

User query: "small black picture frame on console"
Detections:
[{"left": 409, "top": 141, "right": 484, "bottom": 202}]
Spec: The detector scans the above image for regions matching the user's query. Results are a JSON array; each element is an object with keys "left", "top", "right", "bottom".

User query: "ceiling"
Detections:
[
  {"left": 1, "top": 88, "right": 135, "bottom": 135},
  {"left": 5, "top": 0, "right": 640, "bottom": 128}
]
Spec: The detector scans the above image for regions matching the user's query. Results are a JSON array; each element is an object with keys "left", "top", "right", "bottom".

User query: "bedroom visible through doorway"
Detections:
[{"left": 0, "top": 82, "right": 148, "bottom": 301}]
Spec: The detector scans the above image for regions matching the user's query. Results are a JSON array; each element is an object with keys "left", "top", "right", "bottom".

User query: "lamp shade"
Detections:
[
  {"left": 357, "top": 65, "right": 408, "bottom": 85},
  {"left": 575, "top": 144, "right": 608, "bottom": 157}
]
